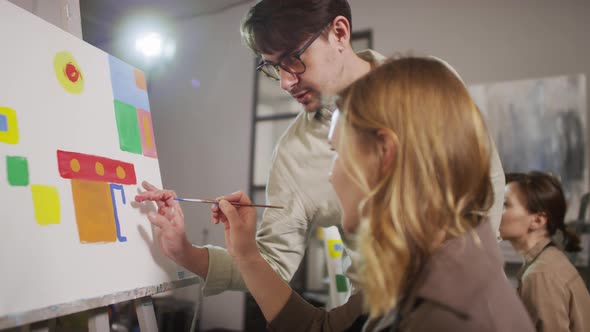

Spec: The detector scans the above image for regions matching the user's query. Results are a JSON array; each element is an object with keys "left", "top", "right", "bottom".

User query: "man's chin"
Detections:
[{"left": 301, "top": 99, "right": 323, "bottom": 113}]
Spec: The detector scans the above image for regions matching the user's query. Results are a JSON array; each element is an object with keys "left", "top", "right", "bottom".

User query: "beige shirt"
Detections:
[
  {"left": 517, "top": 238, "right": 590, "bottom": 332},
  {"left": 269, "top": 221, "right": 534, "bottom": 332},
  {"left": 202, "top": 50, "right": 506, "bottom": 295}
]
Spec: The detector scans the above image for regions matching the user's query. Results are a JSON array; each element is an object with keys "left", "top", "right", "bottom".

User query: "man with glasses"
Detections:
[
  {"left": 137, "top": 1, "right": 375, "bottom": 329},
  {"left": 206, "top": 0, "right": 379, "bottom": 299},
  {"left": 138, "top": 0, "right": 505, "bottom": 328}
]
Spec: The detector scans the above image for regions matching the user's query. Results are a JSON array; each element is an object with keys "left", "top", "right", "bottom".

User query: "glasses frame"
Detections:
[{"left": 256, "top": 24, "right": 329, "bottom": 81}]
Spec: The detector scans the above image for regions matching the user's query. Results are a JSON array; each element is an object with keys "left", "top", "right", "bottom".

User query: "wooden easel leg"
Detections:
[
  {"left": 135, "top": 296, "right": 158, "bottom": 332},
  {"left": 88, "top": 307, "right": 109, "bottom": 332},
  {"left": 27, "top": 318, "right": 56, "bottom": 332}
]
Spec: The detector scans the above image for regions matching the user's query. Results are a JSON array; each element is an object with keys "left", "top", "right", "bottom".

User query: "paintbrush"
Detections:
[{"left": 173, "top": 197, "right": 284, "bottom": 209}]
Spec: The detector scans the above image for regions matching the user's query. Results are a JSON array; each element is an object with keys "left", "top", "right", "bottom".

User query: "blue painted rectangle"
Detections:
[
  {"left": 108, "top": 55, "right": 150, "bottom": 111},
  {"left": 0, "top": 114, "right": 7, "bottom": 132},
  {"left": 110, "top": 183, "right": 128, "bottom": 242}
]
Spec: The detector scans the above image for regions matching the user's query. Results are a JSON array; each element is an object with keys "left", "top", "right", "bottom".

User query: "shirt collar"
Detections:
[{"left": 522, "top": 238, "right": 552, "bottom": 266}]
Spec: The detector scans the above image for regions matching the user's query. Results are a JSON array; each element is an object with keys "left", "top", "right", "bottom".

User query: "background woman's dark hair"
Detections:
[
  {"left": 506, "top": 171, "right": 582, "bottom": 252},
  {"left": 241, "top": 0, "right": 352, "bottom": 55}
]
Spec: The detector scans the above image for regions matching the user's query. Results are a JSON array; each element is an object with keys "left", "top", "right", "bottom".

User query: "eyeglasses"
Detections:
[{"left": 256, "top": 25, "right": 328, "bottom": 81}]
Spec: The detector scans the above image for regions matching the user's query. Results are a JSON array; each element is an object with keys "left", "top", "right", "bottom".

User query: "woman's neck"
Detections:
[{"left": 509, "top": 232, "right": 548, "bottom": 256}]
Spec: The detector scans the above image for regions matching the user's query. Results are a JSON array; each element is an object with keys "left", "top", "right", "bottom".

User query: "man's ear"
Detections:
[
  {"left": 330, "top": 15, "right": 351, "bottom": 48},
  {"left": 530, "top": 213, "right": 548, "bottom": 232},
  {"left": 375, "top": 128, "right": 398, "bottom": 175}
]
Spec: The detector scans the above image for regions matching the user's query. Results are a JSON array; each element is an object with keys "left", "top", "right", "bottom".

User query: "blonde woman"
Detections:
[{"left": 212, "top": 57, "right": 534, "bottom": 331}]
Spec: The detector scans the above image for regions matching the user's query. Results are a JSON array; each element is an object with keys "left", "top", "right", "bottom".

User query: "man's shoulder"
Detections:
[{"left": 357, "top": 49, "right": 387, "bottom": 66}]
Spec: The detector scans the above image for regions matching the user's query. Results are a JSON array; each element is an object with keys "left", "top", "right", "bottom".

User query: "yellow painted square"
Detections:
[
  {"left": 0, "top": 106, "right": 19, "bottom": 144},
  {"left": 328, "top": 239, "right": 343, "bottom": 258},
  {"left": 31, "top": 185, "right": 61, "bottom": 226}
]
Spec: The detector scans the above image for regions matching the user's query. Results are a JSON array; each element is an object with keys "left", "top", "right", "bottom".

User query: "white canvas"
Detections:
[{"left": 0, "top": 1, "right": 182, "bottom": 318}]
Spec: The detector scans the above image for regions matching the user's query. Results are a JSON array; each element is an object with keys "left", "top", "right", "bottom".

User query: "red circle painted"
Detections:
[{"left": 65, "top": 62, "right": 80, "bottom": 83}]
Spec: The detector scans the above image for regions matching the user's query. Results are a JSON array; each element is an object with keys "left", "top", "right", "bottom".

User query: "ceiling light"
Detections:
[{"left": 135, "top": 32, "right": 162, "bottom": 57}]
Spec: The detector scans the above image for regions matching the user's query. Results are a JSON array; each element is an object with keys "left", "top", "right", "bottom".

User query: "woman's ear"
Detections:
[
  {"left": 530, "top": 213, "right": 548, "bottom": 232},
  {"left": 375, "top": 128, "right": 397, "bottom": 175}
]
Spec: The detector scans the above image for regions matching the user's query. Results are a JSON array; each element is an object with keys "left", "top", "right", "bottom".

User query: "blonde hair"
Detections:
[{"left": 336, "top": 57, "right": 493, "bottom": 317}]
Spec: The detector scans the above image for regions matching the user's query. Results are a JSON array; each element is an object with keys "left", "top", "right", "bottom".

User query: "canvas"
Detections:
[{"left": 0, "top": 2, "right": 183, "bottom": 319}]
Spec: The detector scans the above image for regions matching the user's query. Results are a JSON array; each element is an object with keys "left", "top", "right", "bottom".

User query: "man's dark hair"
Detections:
[{"left": 241, "top": 0, "right": 352, "bottom": 55}]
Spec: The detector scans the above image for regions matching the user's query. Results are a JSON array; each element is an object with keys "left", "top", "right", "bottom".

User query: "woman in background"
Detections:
[
  {"left": 501, "top": 171, "right": 590, "bottom": 332},
  {"left": 213, "top": 57, "right": 534, "bottom": 331}
]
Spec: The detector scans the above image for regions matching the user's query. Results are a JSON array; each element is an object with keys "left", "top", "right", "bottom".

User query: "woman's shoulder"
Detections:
[
  {"left": 525, "top": 246, "right": 580, "bottom": 283},
  {"left": 398, "top": 295, "right": 534, "bottom": 332}
]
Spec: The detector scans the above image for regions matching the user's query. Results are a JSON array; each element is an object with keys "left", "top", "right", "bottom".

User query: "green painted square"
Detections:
[
  {"left": 114, "top": 100, "right": 142, "bottom": 154},
  {"left": 335, "top": 274, "right": 348, "bottom": 293},
  {"left": 6, "top": 156, "right": 29, "bottom": 186}
]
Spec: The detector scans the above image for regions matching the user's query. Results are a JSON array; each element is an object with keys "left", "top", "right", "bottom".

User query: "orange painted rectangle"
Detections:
[
  {"left": 71, "top": 179, "right": 117, "bottom": 243},
  {"left": 134, "top": 68, "right": 147, "bottom": 91}
]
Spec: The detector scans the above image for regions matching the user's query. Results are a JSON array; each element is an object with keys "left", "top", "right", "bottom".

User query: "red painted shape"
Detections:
[
  {"left": 57, "top": 150, "right": 137, "bottom": 185},
  {"left": 65, "top": 63, "right": 80, "bottom": 82}
]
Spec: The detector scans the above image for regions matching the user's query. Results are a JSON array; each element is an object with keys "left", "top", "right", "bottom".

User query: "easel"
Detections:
[
  {"left": 87, "top": 297, "right": 157, "bottom": 332},
  {"left": 3, "top": 277, "right": 200, "bottom": 332}
]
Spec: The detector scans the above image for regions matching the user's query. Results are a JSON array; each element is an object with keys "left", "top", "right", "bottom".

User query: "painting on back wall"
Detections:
[{"left": 470, "top": 74, "right": 588, "bottom": 265}]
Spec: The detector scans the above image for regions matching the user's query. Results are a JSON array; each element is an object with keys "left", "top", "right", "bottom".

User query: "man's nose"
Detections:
[{"left": 279, "top": 69, "right": 298, "bottom": 92}]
